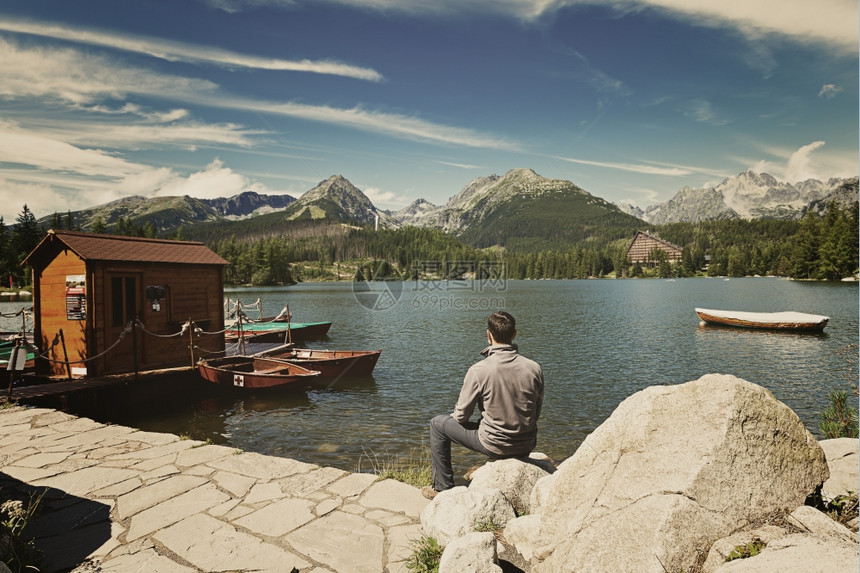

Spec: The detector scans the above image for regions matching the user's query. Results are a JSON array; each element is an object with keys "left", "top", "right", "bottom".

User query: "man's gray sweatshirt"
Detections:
[{"left": 451, "top": 344, "right": 544, "bottom": 456}]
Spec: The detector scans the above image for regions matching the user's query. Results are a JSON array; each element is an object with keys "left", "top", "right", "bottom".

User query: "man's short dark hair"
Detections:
[{"left": 488, "top": 311, "right": 516, "bottom": 344}]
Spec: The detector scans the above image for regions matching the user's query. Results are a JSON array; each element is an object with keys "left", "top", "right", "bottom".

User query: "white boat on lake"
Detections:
[{"left": 695, "top": 308, "right": 829, "bottom": 332}]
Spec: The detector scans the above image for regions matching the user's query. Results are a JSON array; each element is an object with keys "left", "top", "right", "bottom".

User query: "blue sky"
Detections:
[{"left": 0, "top": 0, "right": 856, "bottom": 223}]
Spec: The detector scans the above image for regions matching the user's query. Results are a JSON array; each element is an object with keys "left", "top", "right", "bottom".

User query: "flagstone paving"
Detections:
[{"left": 0, "top": 405, "right": 429, "bottom": 572}]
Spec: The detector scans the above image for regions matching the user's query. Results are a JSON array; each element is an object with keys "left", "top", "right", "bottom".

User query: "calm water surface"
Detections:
[{"left": 3, "top": 278, "right": 857, "bottom": 478}]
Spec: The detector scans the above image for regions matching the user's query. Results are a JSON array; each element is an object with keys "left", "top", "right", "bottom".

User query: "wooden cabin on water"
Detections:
[
  {"left": 626, "top": 230, "right": 683, "bottom": 267},
  {"left": 23, "top": 230, "right": 229, "bottom": 377}
]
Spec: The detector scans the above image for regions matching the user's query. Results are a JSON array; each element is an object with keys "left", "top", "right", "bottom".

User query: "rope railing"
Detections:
[
  {"left": 37, "top": 322, "right": 134, "bottom": 365},
  {"left": 0, "top": 306, "right": 32, "bottom": 320},
  {"left": 14, "top": 296, "right": 287, "bottom": 371}
]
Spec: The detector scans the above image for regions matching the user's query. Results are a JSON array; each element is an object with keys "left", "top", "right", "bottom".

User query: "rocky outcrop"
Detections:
[
  {"left": 468, "top": 456, "right": 554, "bottom": 516},
  {"left": 819, "top": 437, "right": 859, "bottom": 502},
  {"left": 438, "top": 532, "right": 502, "bottom": 573},
  {"left": 201, "top": 190, "right": 295, "bottom": 219},
  {"left": 420, "top": 487, "right": 515, "bottom": 546},
  {"left": 702, "top": 505, "right": 857, "bottom": 572},
  {"left": 419, "top": 374, "right": 855, "bottom": 573}
]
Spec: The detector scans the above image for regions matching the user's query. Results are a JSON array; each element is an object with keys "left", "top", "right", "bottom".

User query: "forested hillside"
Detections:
[{"left": 1, "top": 201, "right": 857, "bottom": 288}]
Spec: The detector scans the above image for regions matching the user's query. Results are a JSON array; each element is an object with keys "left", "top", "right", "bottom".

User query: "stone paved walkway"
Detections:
[{"left": 0, "top": 405, "right": 430, "bottom": 572}]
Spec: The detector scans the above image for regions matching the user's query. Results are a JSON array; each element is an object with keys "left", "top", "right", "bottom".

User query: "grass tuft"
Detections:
[
  {"left": 405, "top": 535, "right": 443, "bottom": 573},
  {"left": 358, "top": 442, "right": 432, "bottom": 488}
]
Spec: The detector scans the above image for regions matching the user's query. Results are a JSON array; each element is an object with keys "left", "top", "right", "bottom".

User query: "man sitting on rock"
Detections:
[{"left": 424, "top": 311, "right": 544, "bottom": 500}]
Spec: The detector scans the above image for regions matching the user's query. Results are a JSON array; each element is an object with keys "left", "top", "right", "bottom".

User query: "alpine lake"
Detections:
[{"left": 4, "top": 277, "right": 858, "bottom": 480}]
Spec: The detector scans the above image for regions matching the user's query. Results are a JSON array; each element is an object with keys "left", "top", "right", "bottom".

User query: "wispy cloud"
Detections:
[
  {"left": 785, "top": 140, "right": 826, "bottom": 182},
  {"left": 434, "top": 160, "right": 483, "bottom": 169},
  {"left": 361, "top": 185, "right": 412, "bottom": 209},
  {"left": 740, "top": 140, "right": 857, "bottom": 183},
  {"left": 0, "top": 38, "right": 514, "bottom": 151},
  {"left": 205, "top": 97, "right": 521, "bottom": 150},
  {"left": 553, "top": 155, "right": 692, "bottom": 176},
  {"left": 0, "top": 120, "right": 149, "bottom": 178},
  {"left": 683, "top": 99, "right": 730, "bottom": 126},
  {"left": 620, "top": 187, "right": 661, "bottom": 205},
  {"left": 0, "top": 18, "right": 384, "bottom": 81},
  {"left": 0, "top": 37, "right": 217, "bottom": 105},
  {"left": 205, "top": 0, "right": 560, "bottom": 21},
  {"left": 818, "top": 84, "right": 843, "bottom": 99},
  {"left": 35, "top": 119, "right": 260, "bottom": 149}
]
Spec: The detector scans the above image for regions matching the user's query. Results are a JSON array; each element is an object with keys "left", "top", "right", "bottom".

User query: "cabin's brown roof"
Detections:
[{"left": 23, "top": 230, "right": 229, "bottom": 268}]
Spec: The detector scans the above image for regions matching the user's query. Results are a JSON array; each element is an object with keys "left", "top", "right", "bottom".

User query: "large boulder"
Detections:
[
  {"left": 532, "top": 374, "right": 830, "bottom": 573},
  {"left": 420, "top": 486, "right": 516, "bottom": 546},
  {"left": 468, "top": 457, "right": 552, "bottom": 516}
]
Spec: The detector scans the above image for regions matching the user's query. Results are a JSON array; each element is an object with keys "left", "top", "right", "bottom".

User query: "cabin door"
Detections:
[{"left": 107, "top": 273, "right": 143, "bottom": 372}]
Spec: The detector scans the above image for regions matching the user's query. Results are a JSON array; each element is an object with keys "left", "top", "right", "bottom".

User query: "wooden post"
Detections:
[
  {"left": 59, "top": 328, "right": 72, "bottom": 380},
  {"left": 132, "top": 319, "right": 139, "bottom": 382},
  {"left": 188, "top": 318, "right": 195, "bottom": 367},
  {"left": 238, "top": 308, "right": 246, "bottom": 356},
  {"left": 286, "top": 304, "right": 292, "bottom": 346}
]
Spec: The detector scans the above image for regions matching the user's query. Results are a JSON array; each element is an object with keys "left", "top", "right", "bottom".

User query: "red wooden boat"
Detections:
[
  {"left": 258, "top": 346, "right": 382, "bottom": 377},
  {"left": 197, "top": 355, "right": 320, "bottom": 389}
]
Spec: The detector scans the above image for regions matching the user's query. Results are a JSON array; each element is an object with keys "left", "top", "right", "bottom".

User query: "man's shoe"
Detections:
[{"left": 421, "top": 486, "right": 439, "bottom": 500}]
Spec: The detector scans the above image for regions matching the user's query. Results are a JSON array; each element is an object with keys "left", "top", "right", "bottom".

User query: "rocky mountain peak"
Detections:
[
  {"left": 626, "top": 171, "right": 857, "bottom": 224},
  {"left": 201, "top": 190, "right": 295, "bottom": 219},
  {"left": 285, "top": 174, "right": 393, "bottom": 227}
]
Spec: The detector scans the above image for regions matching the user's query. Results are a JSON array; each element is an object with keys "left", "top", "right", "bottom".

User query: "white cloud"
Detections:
[
  {"left": 153, "top": 159, "right": 266, "bottom": 200},
  {"left": 554, "top": 155, "right": 692, "bottom": 176},
  {"left": 785, "top": 141, "right": 827, "bottom": 182},
  {"left": 44, "top": 120, "right": 259, "bottom": 149},
  {"left": 209, "top": 97, "right": 521, "bottom": 150},
  {"left": 618, "top": 186, "right": 661, "bottom": 206},
  {"left": 0, "top": 37, "right": 514, "bottom": 151},
  {"left": 742, "top": 140, "right": 857, "bottom": 183},
  {"left": 85, "top": 104, "right": 191, "bottom": 123},
  {"left": 434, "top": 160, "right": 483, "bottom": 169},
  {"left": 818, "top": 84, "right": 843, "bottom": 99},
  {"left": 0, "top": 37, "right": 217, "bottom": 106},
  {"left": 0, "top": 120, "right": 148, "bottom": 178},
  {"left": 0, "top": 178, "right": 77, "bottom": 222},
  {"left": 0, "top": 18, "right": 383, "bottom": 82},
  {"left": 0, "top": 160, "right": 272, "bottom": 221},
  {"left": 362, "top": 185, "right": 412, "bottom": 209}
]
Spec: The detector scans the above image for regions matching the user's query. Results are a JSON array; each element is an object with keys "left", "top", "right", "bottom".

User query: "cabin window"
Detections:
[{"left": 111, "top": 277, "right": 137, "bottom": 326}]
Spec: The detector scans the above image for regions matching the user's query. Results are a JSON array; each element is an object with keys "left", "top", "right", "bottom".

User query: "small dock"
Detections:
[{"left": 2, "top": 366, "right": 198, "bottom": 404}]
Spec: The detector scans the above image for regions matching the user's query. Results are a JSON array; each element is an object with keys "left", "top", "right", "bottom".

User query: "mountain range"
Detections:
[
  {"left": 391, "top": 168, "right": 641, "bottom": 249},
  {"left": 616, "top": 171, "right": 858, "bottom": 224},
  {"left": 38, "top": 169, "right": 858, "bottom": 249}
]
